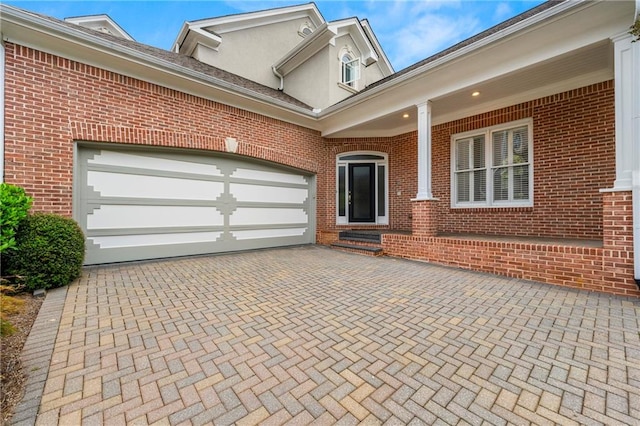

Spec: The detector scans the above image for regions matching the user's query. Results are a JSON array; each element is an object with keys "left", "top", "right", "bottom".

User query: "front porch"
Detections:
[{"left": 323, "top": 190, "right": 638, "bottom": 297}]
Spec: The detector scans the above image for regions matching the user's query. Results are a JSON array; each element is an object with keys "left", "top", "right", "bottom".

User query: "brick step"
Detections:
[
  {"left": 330, "top": 242, "right": 384, "bottom": 256},
  {"left": 338, "top": 231, "right": 382, "bottom": 244}
]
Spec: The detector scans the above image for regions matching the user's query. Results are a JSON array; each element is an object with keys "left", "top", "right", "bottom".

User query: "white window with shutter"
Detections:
[{"left": 451, "top": 119, "right": 533, "bottom": 208}]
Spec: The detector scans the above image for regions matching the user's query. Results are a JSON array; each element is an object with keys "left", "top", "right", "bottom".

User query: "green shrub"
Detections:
[
  {"left": 3, "top": 213, "right": 85, "bottom": 291},
  {"left": 0, "top": 183, "right": 33, "bottom": 253}
]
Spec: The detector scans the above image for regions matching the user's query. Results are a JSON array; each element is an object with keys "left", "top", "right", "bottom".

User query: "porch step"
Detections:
[
  {"left": 338, "top": 231, "right": 382, "bottom": 244},
  {"left": 330, "top": 242, "right": 384, "bottom": 256}
]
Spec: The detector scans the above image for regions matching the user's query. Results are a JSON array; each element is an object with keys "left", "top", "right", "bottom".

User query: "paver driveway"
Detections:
[{"left": 12, "top": 246, "right": 640, "bottom": 425}]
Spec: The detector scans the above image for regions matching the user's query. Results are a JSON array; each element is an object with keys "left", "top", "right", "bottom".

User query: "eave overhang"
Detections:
[
  {"left": 177, "top": 27, "right": 222, "bottom": 57},
  {"left": 173, "top": 3, "right": 325, "bottom": 54},
  {"left": 0, "top": 5, "right": 320, "bottom": 132},
  {"left": 273, "top": 23, "right": 335, "bottom": 76},
  {"left": 360, "top": 19, "right": 394, "bottom": 75},
  {"left": 318, "top": 0, "right": 635, "bottom": 138},
  {"left": 329, "top": 18, "right": 378, "bottom": 66},
  {"left": 65, "top": 14, "right": 134, "bottom": 41}
]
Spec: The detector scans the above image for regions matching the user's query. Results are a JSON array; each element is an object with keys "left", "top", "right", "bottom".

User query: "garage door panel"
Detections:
[
  {"left": 78, "top": 146, "right": 315, "bottom": 264},
  {"left": 231, "top": 227, "right": 308, "bottom": 240},
  {"left": 230, "top": 183, "right": 308, "bottom": 204},
  {"left": 229, "top": 208, "right": 308, "bottom": 226},
  {"left": 87, "top": 205, "right": 225, "bottom": 229},
  {"left": 88, "top": 171, "right": 224, "bottom": 200},
  {"left": 88, "top": 231, "right": 223, "bottom": 249},
  {"left": 230, "top": 167, "right": 308, "bottom": 185},
  {"left": 88, "top": 150, "right": 224, "bottom": 177}
]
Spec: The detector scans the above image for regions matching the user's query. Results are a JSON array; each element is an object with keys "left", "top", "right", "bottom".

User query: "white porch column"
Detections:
[
  {"left": 0, "top": 40, "right": 5, "bottom": 183},
  {"left": 610, "top": 32, "right": 640, "bottom": 191},
  {"left": 414, "top": 101, "right": 435, "bottom": 200}
]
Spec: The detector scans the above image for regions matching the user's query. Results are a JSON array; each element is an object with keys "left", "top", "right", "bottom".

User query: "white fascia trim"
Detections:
[
  {"left": 173, "top": 4, "right": 324, "bottom": 54},
  {"left": 360, "top": 20, "right": 394, "bottom": 74},
  {"left": 319, "top": 0, "right": 586, "bottom": 118},
  {"left": 329, "top": 18, "right": 378, "bottom": 66},
  {"left": 273, "top": 23, "right": 335, "bottom": 76},
  {"left": 0, "top": 6, "right": 317, "bottom": 119},
  {"left": 180, "top": 27, "right": 222, "bottom": 56},
  {"left": 65, "top": 15, "right": 134, "bottom": 41},
  {"left": 193, "top": 5, "right": 324, "bottom": 35}
]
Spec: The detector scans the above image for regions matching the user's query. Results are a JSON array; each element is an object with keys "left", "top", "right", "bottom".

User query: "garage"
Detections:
[{"left": 76, "top": 145, "right": 315, "bottom": 265}]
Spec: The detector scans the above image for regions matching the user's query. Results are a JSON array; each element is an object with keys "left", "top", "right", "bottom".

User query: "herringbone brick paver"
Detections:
[{"left": 13, "top": 246, "right": 640, "bottom": 425}]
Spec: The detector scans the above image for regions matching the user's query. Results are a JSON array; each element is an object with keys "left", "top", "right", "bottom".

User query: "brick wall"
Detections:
[
  {"left": 322, "top": 135, "right": 417, "bottom": 233},
  {"left": 383, "top": 190, "right": 638, "bottom": 297},
  {"left": 320, "top": 82, "right": 615, "bottom": 241},
  {"left": 3, "top": 43, "right": 328, "bottom": 222},
  {"left": 431, "top": 81, "right": 615, "bottom": 239}
]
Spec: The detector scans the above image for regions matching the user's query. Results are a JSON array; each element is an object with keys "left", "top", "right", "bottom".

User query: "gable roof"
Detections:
[
  {"left": 64, "top": 14, "right": 134, "bottom": 41},
  {"left": 359, "top": 0, "right": 565, "bottom": 95},
  {"left": 173, "top": 3, "right": 325, "bottom": 54},
  {"left": 1, "top": 5, "right": 313, "bottom": 112}
]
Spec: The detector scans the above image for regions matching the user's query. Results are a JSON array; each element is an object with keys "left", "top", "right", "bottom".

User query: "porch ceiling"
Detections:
[{"left": 326, "top": 40, "right": 613, "bottom": 138}]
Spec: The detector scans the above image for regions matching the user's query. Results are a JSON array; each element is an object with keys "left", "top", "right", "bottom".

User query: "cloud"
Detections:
[
  {"left": 374, "top": 7, "right": 482, "bottom": 70},
  {"left": 493, "top": 2, "right": 513, "bottom": 21},
  {"left": 356, "top": 0, "right": 483, "bottom": 70}
]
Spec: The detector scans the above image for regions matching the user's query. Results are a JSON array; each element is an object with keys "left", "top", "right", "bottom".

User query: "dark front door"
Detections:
[{"left": 349, "top": 163, "right": 375, "bottom": 222}]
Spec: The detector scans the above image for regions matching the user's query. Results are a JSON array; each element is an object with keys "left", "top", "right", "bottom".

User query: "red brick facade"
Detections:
[
  {"left": 384, "top": 191, "right": 638, "bottom": 297},
  {"left": 3, "top": 44, "right": 326, "bottom": 217},
  {"left": 3, "top": 43, "right": 637, "bottom": 296}
]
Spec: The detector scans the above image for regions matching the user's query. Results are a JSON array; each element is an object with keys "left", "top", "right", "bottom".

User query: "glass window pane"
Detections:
[
  {"left": 377, "top": 165, "right": 385, "bottom": 216},
  {"left": 456, "top": 139, "right": 470, "bottom": 171},
  {"left": 492, "top": 130, "right": 508, "bottom": 167},
  {"left": 513, "top": 127, "right": 528, "bottom": 163},
  {"left": 474, "top": 170, "right": 486, "bottom": 202},
  {"left": 473, "top": 136, "right": 485, "bottom": 169},
  {"left": 457, "top": 172, "right": 470, "bottom": 202},
  {"left": 493, "top": 168, "right": 509, "bottom": 201},
  {"left": 339, "top": 154, "right": 385, "bottom": 161},
  {"left": 513, "top": 165, "right": 529, "bottom": 200},
  {"left": 338, "top": 166, "right": 345, "bottom": 216}
]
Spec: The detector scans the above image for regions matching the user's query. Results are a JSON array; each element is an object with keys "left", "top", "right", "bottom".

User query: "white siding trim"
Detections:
[{"left": 0, "top": 41, "right": 4, "bottom": 182}]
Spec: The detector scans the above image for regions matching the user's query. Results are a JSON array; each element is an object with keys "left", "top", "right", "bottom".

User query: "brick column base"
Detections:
[
  {"left": 602, "top": 191, "right": 637, "bottom": 289},
  {"left": 412, "top": 199, "right": 439, "bottom": 236}
]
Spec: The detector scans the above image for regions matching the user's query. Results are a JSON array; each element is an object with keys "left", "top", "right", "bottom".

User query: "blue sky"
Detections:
[{"left": 4, "top": 1, "right": 545, "bottom": 71}]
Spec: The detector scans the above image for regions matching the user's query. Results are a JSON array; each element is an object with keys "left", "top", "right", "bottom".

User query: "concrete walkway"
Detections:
[{"left": 11, "top": 246, "right": 640, "bottom": 425}]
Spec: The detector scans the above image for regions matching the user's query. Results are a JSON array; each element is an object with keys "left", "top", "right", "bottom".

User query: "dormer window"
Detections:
[{"left": 341, "top": 54, "right": 360, "bottom": 87}]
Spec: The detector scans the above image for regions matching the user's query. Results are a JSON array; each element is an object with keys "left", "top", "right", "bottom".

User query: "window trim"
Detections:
[
  {"left": 340, "top": 54, "right": 360, "bottom": 88},
  {"left": 450, "top": 118, "right": 534, "bottom": 208}
]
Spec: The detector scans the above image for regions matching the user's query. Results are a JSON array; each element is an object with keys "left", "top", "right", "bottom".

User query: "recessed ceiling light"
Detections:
[
  {"left": 402, "top": 113, "right": 410, "bottom": 118},
  {"left": 472, "top": 91, "right": 480, "bottom": 97}
]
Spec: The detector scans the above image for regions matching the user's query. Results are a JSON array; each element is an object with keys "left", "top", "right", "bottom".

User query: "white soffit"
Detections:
[{"left": 319, "top": 0, "right": 633, "bottom": 137}]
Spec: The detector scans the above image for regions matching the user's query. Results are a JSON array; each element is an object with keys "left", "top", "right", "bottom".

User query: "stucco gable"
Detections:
[{"left": 3, "top": 6, "right": 313, "bottom": 112}]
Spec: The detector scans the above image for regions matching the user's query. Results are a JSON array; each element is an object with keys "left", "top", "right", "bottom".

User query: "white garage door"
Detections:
[{"left": 76, "top": 146, "right": 315, "bottom": 264}]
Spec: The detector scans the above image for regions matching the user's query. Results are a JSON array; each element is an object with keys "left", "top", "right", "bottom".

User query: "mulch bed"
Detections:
[{"left": 1, "top": 294, "right": 43, "bottom": 425}]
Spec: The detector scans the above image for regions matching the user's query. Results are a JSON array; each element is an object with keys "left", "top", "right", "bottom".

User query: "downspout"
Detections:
[{"left": 272, "top": 66, "right": 284, "bottom": 91}]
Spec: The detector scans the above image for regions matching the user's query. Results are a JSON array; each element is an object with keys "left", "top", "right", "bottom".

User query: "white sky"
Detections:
[{"left": 4, "top": 0, "right": 546, "bottom": 71}]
